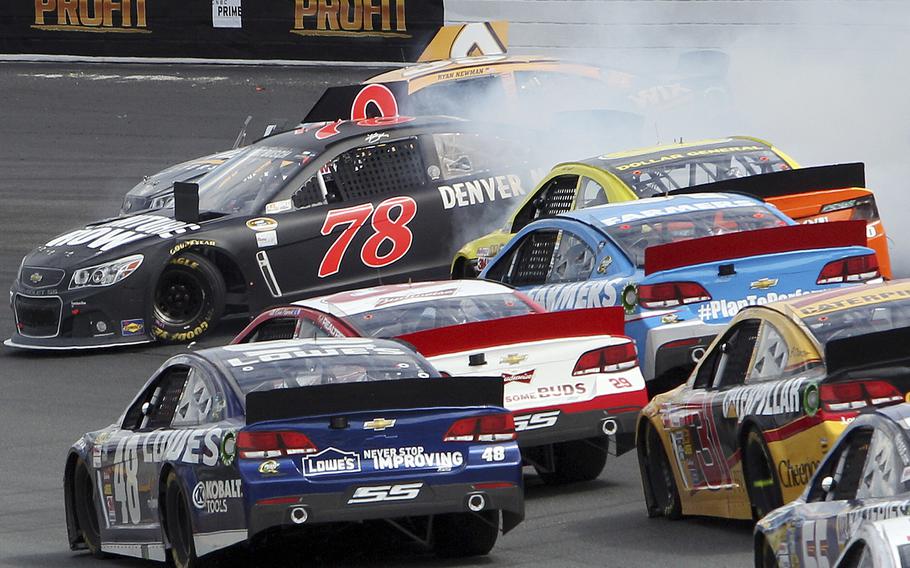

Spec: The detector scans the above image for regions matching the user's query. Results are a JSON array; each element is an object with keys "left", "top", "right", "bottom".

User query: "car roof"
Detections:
[
  {"left": 769, "top": 279, "right": 910, "bottom": 321},
  {"left": 579, "top": 136, "right": 773, "bottom": 170},
  {"left": 558, "top": 192, "right": 763, "bottom": 229},
  {"left": 194, "top": 337, "right": 411, "bottom": 365},
  {"left": 365, "top": 55, "right": 598, "bottom": 83},
  {"left": 294, "top": 280, "right": 516, "bottom": 318},
  {"left": 872, "top": 403, "right": 910, "bottom": 431}
]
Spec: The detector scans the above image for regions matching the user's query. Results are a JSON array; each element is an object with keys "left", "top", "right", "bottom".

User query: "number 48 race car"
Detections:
[{"left": 64, "top": 338, "right": 523, "bottom": 565}]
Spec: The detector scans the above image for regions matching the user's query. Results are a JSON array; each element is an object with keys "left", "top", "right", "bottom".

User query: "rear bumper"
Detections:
[
  {"left": 247, "top": 481, "right": 524, "bottom": 538},
  {"left": 641, "top": 318, "right": 726, "bottom": 380},
  {"left": 514, "top": 402, "right": 642, "bottom": 456}
]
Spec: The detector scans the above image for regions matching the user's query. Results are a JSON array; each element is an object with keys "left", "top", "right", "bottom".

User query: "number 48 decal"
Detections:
[{"left": 318, "top": 196, "right": 418, "bottom": 278}]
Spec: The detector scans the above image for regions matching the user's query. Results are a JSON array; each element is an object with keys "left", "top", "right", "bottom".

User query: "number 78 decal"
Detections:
[{"left": 318, "top": 196, "right": 418, "bottom": 278}]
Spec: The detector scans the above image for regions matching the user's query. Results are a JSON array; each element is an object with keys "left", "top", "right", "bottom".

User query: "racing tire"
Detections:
[
  {"left": 432, "top": 510, "right": 499, "bottom": 558},
  {"left": 73, "top": 460, "right": 106, "bottom": 558},
  {"left": 640, "top": 423, "right": 682, "bottom": 519},
  {"left": 152, "top": 253, "right": 225, "bottom": 344},
  {"left": 743, "top": 429, "right": 784, "bottom": 521},
  {"left": 537, "top": 437, "right": 608, "bottom": 485},
  {"left": 755, "top": 536, "right": 779, "bottom": 568},
  {"left": 164, "top": 471, "right": 205, "bottom": 568}
]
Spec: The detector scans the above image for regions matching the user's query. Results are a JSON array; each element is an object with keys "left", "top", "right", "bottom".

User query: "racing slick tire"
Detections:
[
  {"left": 432, "top": 510, "right": 499, "bottom": 558},
  {"left": 743, "top": 429, "right": 783, "bottom": 521},
  {"left": 639, "top": 423, "right": 681, "bottom": 519},
  {"left": 537, "top": 437, "right": 608, "bottom": 485},
  {"left": 164, "top": 471, "right": 207, "bottom": 568},
  {"left": 73, "top": 460, "right": 106, "bottom": 558},
  {"left": 755, "top": 535, "right": 779, "bottom": 568},
  {"left": 152, "top": 253, "right": 225, "bottom": 344}
]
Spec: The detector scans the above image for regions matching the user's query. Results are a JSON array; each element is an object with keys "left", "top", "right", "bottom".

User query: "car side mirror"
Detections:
[
  {"left": 141, "top": 401, "right": 151, "bottom": 416},
  {"left": 821, "top": 476, "right": 836, "bottom": 494}
]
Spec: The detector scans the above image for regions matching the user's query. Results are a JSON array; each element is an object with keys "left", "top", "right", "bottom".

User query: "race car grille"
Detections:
[
  {"left": 14, "top": 295, "right": 62, "bottom": 338},
  {"left": 19, "top": 266, "right": 65, "bottom": 289},
  {"left": 334, "top": 138, "right": 426, "bottom": 200}
]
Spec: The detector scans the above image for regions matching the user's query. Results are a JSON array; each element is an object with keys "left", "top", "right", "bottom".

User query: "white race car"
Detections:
[{"left": 232, "top": 280, "right": 648, "bottom": 484}]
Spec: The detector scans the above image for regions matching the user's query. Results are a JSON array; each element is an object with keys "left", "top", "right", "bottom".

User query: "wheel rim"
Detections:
[{"left": 154, "top": 269, "right": 206, "bottom": 325}]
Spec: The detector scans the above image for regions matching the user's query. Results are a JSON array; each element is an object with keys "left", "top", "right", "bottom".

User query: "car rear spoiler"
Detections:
[
  {"left": 667, "top": 163, "right": 866, "bottom": 200},
  {"left": 644, "top": 220, "right": 867, "bottom": 275},
  {"left": 397, "top": 307, "right": 626, "bottom": 358},
  {"left": 246, "top": 377, "right": 504, "bottom": 425},
  {"left": 824, "top": 327, "right": 910, "bottom": 380}
]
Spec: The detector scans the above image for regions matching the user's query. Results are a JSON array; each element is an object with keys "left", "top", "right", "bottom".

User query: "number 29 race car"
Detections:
[
  {"left": 8, "top": 116, "right": 534, "bottom": 350},
  {"left": 64, "top": 338, "right": 523, "bottom": 565},
  {"left": 231, "top": 280, "right": 650, "bottom": 485}
]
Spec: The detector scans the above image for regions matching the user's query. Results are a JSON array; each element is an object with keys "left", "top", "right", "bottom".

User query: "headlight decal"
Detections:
[{"left": 69, "top": 254, "right": 144, "bottom": 289}]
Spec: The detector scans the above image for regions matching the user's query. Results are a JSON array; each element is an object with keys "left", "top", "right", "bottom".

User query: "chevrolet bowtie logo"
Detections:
[
  {"left": 500, "top": 353, "right": 528, "bottom": 365},
  {"left": 29, "top": 272, "right": 43, "bottom": 284},
  {"left": 364, "top": 418, "right": 396, "bottom": 431},
  {"left": 750, "top": 278, "right": 779, "bottom": 290}
]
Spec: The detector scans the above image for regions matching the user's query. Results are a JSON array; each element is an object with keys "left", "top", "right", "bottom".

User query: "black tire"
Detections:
[
  {"left": 152, "top": 253, "right": 225, "bottom": 343},
  {"left": 743, "top": 429, "right": 784, "bottom": 521},
  {"left": 537, "top": 437, "right": 608, "bottom": 485},
  {"left": 432, "top": 511, "right": 499, "bottom": 558},
  {"left": 639, "top": 423, "right": 682, "bottom": 519},
  {"left": 164, "top": 471, "right": 203, "bottom": 568},
  {"left": 755, "top": 536, "right": 779, "bottom": 568},
  {"left": 73, "top": 460, "right": 105, "bottom": 558}
]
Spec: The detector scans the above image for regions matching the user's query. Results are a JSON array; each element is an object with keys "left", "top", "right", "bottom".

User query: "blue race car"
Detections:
[
  {"left": 63, "top": 338, "right": 523, "bottom": 565},
  {"left": 479, "top": 192, "right": 880, "bottom": 392}
]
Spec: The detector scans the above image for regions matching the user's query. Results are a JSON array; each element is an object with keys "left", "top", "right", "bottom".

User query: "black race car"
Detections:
[{"left": 8, "top": 116, "right": 535, "bottom": 349}]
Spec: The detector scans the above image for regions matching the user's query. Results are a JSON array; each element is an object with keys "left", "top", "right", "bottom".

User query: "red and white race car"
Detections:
[{"left": 232, "top": 280, "right": 648, "bottom": 484}]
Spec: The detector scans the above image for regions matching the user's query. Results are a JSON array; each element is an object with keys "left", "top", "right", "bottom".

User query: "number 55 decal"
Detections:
[
  {"left": 347, "top": 482, "right": 423, "bottom": 504},
  {"left": 318, "top": 196, "right": 418, "bottom": 278}
]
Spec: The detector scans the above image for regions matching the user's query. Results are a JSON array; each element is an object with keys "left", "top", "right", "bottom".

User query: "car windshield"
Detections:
[
  {"left": 603, "top": 205, "right": 785, "bottom": 268},
  {"left": 221, "top": 341, "right": 439, "bottom": 396},
  {"left": 197, "top": 144, "right": 316, "bottom": 215},
  {"left": 610, "top": 148, "right": 790, "bottom": 197},
  {"left": 348, "top": 293, "right": 537, "bottom": 337},
  {"left": 801, "top": 298, "right": 910, "bottom": 346}
]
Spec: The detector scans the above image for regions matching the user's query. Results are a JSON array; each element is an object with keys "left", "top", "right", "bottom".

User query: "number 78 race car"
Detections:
[{"left": 64, "top": 338, "right": 523, "bottom": 565}]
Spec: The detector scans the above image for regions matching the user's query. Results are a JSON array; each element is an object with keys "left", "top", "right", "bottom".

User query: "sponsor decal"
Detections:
[
  {"left": 29, "top": 272, "right": 43, "bottom": 284},
  {"left": 120, "top": 319, "right": 144, "bottom": 337},
  {"left": 255, "top": 230, "right": 278, "bottom": 248},
  {"left": 502, "top": 370, "right": 534, "bottom": 385},
  {"left": 481, "top": 446, "right": 507, "bottom": 462},
  {"left": 292, "top": 0, "right": 409, "bottom": 38},
  {"left": 303, "top": 447, "right": 362, "bottom": 477},
  {"left": 527, "top": 280, "right": 618, "bottom": 312},
  {"left": 721, "top": 377, "right": 807, "bottom": 422},
  {"left": 258, "top": 460, "right": 280, "bottom": 475},
  {"left": 505, "top": 383, "right": 588, "bottom": 404},
  {"left": 265, "top": 199, "right": 292, "bottom": 214},
  {"left": 246, "top": 217, "right": 278, "bottom": 232},
  {"left": 609, "top": 146, "right": 765, "bottom": 171},
  {"left": 600, "top": 198, "right": 756, "bottom": 227},
  {"left": 839, "top": 501, "right": 910, "bottom": 537},
  {"left": 514, "top": 410, "right": 560, "bottom": 431},
  {"left": 169, "top": 239, "right": 217, "bottom": 256},
  {"left": 363, "top": 446, "right": 463, "bottom": 472},
  {"left": 363, "top": 418, "right": 396, "bottom": 431},
  {"left": 32, "top": 0, "right": 149, "bottom": 33},
  {"left": 697, "top": 290, "right": 815, "bottom": 321},
  {"left": 46, "top": 215, "right": 200, "bottom": 252},
  {"left": 364, "top": 132, "right": 390, "bottom": 144},
  {"left": 318, "top": 315, "right": 347, "bottom": 338},
  {"left": 374, "top": 288, "right": 456, "bottom": 307},
  {"left": 224, "top": 343, "right": 408, "bottom": 368},
  {"left": 500, "top": 353, "right": 527, "bottom": 365},
  {"left": 348, "top": 482, "right": 422, "bottom": 505},
  {"left": 437, "top": 175, "right": 526, "bottom": 210},
  {"left": 105, "top": 495, "right": 117, "bottom": 524},
  {"left": 219, "top": 431, "right": 236, "bottom": 466},
  {"left": 802, "top": 216, "right": 830, "bottom": 225},
  {"left": 212, "top": 0, "right": 241, "bottom": 28},
  {"left": 777, "top": 459, "right": 819, "bottom": 488},
  {"left": 92, "top": 445, "right": 102, "bottom": 468},
  {"left": 192, "top": 479, "right": 242, "bottom": 513},
  {"left": 796, "top": 286, "right": 910, "bottom": 317},
  {"left": 750, "top": 278, "right": 779, "bottom": 290}
]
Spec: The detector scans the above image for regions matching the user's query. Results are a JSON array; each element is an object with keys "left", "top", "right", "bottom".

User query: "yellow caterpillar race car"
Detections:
[
  {"left": 636, "top": 280, "right": 910, "bottom": 521},
  {"left": 452, "top": 137, "right": 892, "bottom": 279}
]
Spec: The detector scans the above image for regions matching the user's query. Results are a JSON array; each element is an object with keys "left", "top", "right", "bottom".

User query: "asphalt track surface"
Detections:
[{"left": 0, "top": 63, "right": 754, "bottom": 567}]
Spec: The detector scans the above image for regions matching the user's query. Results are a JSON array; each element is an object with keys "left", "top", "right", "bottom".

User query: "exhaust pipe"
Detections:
[
  {"left": 601, "top": 418, "right": 618, "bottom": 436},
  {"left": 289, "top": 506, "right": 308, "bottom": 525},
  {"left": 467, "top": 493, "right": 486, "bottom": 512}
]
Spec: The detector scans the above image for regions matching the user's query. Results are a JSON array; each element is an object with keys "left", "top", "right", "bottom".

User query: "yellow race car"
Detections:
[
  {"left": 635, "top": 279, "right": 910, "bottom": 521},
  {"left": 452, "top": 137, "right": 892, "bottom": 279}
]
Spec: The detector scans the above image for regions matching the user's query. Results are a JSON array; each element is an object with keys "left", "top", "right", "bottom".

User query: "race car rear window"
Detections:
[
  {"left": 604, "top": 205, "right": 784, "bottom": 268},
  {"left": 610, "top": 148, "right": 789, "bottom": 197},
  {"left": 801, "top": 298, "right": 910, "bottom": 346},
  {"left": 220, "top": 342, "right": 439, "bottom": 397},
  {"left": 349, "top": 293, "right": 536, "bottom": 337}
]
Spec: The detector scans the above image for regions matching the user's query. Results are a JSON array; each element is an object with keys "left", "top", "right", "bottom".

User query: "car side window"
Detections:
[
  {"left": 485, "top": 229, "right": 559, "bottom": 287},
  {"left": 546, "top": 231, "right": 595, "bottom": 283},
  {"left": 747, "top": 322, "right": 791, "bottom": 383},
  {"left": 576, "top": 177, "right": 609, "bottom": 210},
  {"left": 712, "top": 320, "right": 761, "bottom": 389},
  {"left": 171, "top": 368, "right": 223, "bottom": 428},
  {"left": 855, "top": 427, "right": 903, "bottom": 500},
  {"left": 806, "top": 427, "right": 873, "bottom": 502},
  {"left": 122, "top": 366, "right": 192, "bottom": 431},
  {"left": 511, "top": 175, "right": 579, "bottom": 233}
]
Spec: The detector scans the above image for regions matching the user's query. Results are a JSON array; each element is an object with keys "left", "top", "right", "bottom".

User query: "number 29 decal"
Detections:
[{"left": 318, "top": 196, "right": 418, "bottom": 278}]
